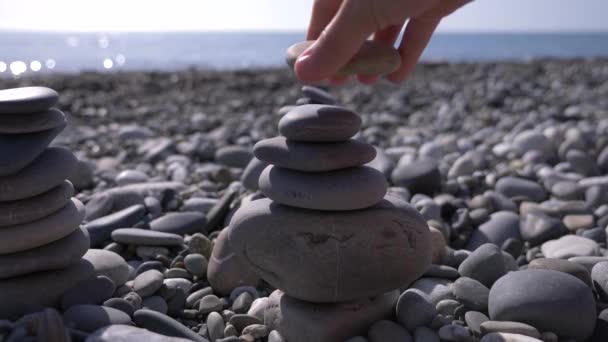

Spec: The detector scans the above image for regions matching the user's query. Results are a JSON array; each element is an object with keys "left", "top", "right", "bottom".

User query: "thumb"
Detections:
[{"left": 295, "top": 0, "right": 376, "bottom": 83}]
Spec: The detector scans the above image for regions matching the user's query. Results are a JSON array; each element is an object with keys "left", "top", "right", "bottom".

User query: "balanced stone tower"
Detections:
[
  {"left": 228, "top": 103, "right": 432, "bottom": 341},
  {"left": 0, "top": 87, "right": 92, "bottom": 318}
]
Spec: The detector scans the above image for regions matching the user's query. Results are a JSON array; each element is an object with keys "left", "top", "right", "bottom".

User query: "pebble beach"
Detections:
[{"left": 1, "top": 58, "right": 608, "bottom": 341}]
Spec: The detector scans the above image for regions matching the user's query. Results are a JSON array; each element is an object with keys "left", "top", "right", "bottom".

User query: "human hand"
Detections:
[{"left": 295, "top": 0, "right": 471, "bottom": 84}]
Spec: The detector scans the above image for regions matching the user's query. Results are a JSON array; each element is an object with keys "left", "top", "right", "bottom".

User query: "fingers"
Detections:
[
  {"left": 387, "top": 17, "right": 441, "bottom": 83},
  {"left": 307, "top": 0, "right": 343, "bottom": 40},
  {"left": 295, "top": 0, "right": 377, "bottom": 83},
  {"left": 373, "top": 24, "right": 404, "bottom": 47}
]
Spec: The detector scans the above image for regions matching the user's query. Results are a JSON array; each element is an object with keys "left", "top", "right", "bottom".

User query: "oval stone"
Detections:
[
  {"left": 489, "top": 269, "right": 596, "bottom": 341},
  {"left": 229, "top": 198, "right": 431, "bottom": 302},
  {"left": 111, "top": 228, "right": 183, "bottom": 246},
  {"left": 63, "top": 305, "right": 132, "bottom": 333},
  {"left": 467, "top": 211, "right": 521, "bottom": 251},
  {"left": 0, "top": 180, "right": 73, "bottom": 227},
  {"left": 253, "top": 137, "right": 376, "bottom": 172},
  {"left": 259, "top": 166, "right": 387, "bottom": 211},
  {"left": 0, "top": 227, "right": 89, "bottom": 279},
  {"left": 0, "top": 198, "right": 84, "bottom": 254},
  {"left": 150, "top": 212, "right": 207, "bottom": 235},
  {"left": 0, "top": 147, "right": 77, "bottom": 201},
  {"left": 83, "top": 249, "right": 130, "bottom": 286},
  {"left": 286, "top": 40, "right": 400, "bottom": 76},
  {"left": 0, "top": 87, "right": 59, "bottom": 114},
  {"left": 241, "top": 157, "right": 268, "bottom": 191},
  {"left": 0, "top": 108, "right": 66, "bottom": 134},
  {"left": 278, "top": 105, "right": 361, "bottom": 142}
]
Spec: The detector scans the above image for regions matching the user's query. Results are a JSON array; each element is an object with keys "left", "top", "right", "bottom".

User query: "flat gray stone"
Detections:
[
  {"left": 150, "top": 211, "right": 207, "bottom": 235},
  {"left": 0, "top": 258, "right": 96, "bottom": 319},
  {"left": 541, "top": 235, "right": 600, "bottom": 259},
  {"left": 365, "top": 147, "right": 394, "bottom": 179},
  {"left": 259, "top": 165, "right": 387, "bottom": 211},
  {"left": 592, "top": 261, "right": 608, "bottom": 301},
  {"left": 215, "top": 145, "right": 253, "bottom": 169},
  {"left": 207, "top": 227, "right": 261, "bottom": 296},
  {"left": 64, "top": 305, "right": 132, "bottom": 333},
  {"left": 265, "top": 290, "right": 399, "bottom": 342},
  {"left": 85, "top": 204, "right": 147, "bottom": 246},
  {"left": 458, "top": 243, "right": 508, "bottom": 287},
  {"left": 278, "top": 104, "right": 361, "bottom": 142},
  {"left": 134, "top": 270, "right": 165, "bottom": 297},
  {"left": 480, "top": 321, "right": 542, "bottom": 340},
  {"left": 489, "top": 269, "right": 596, "bottom": 341},
  {"left": 240, "top": 157, "right": 268, "bottom": 191},
  {"left": 229, "top": 198, "right": 430, "bottom": 302},
  {"left": 467, "top": 211, "right": 521, "bottom": 251},
  {"left": 528, "top": 258, "right": 592, "bottom": 286},
  {"left": 390, "top": 158, "right": 441, "bottom": 196},
  {"left": 0, "top": 108, "right": 66, "bottom": 134},
  {"left": 86, "top": 324, "right": 191, "bottom": 342},
  {"left": 133, "top": 309, "right": 209, "bottom": 342},
  {"left": 0, "top": 180, "right": 73, "bottom": 227},
  {"left": 396, "top": 289, "right": 437, "bottom": 331},
  {"left": 480, "top": 332, "right": 543, "bottom": 342},
  {"left": 112, "top": 228, "right": 183, "bottom": 246},
  {"left": 408, "top": 278, "right": 455, "bottom": 304},
  {"left": 184, "top": 253, "right": 207, "bottom": 278},
  {"left": 301, "top": 86, "right": 336, "bottom": 105},
  {"left": 452, "top": 277, "right": 490, "bottom": 311},
  {"left": 83, "top": 249, "right": 130, "bottom": 286},
  {"left": 520, "top": 211, "right": 567, "bottom": 246},
  {"left": 0, "top": 198, "right": 84, "bottom": 254},
  {"left": 286, "top": 40, "right": 400, "bottom": 76},
  {"left": 0, "top": 124, "right": 65, "bottom": 176},
  {"left": 61, "top": 276, "right": 116, "bottom": 310},
  {"left": 142, "top": 296, "right": 168, "bottom": 314},
  {"left": 0, "top": 147, "right": 77, "bottom": 201},
  {"left": 0, "top": 226, "right": 89, "bottom": 279},
  {"left": 254, "top": 136, "right": 375, "bottom": 172},
  {"left": 368, "top": 320, "right": 412, "bottom": 342},
  {"left": 0, "top": 87, "right": 58, "bottom": 113},
  {"left": 495, "top": 177, "right": 547, "bottom": 202}
]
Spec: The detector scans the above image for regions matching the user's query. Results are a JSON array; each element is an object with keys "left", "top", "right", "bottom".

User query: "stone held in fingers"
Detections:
[
  {"left": 259, "top": 165, "right": 388, "bottom": 211},
  {"left": 278, "top": 104, "right": 361, "bottom": 142},
  {"left": 286, "top": 40, "right": 401, "bottom": 76},
  {"left": 0, "top": 86, "right": 59, "bottom": 114}
]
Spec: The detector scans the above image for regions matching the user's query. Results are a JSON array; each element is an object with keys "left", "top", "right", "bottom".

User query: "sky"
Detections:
[{"left": 0, "top": 0, "right": 606, "bottom": 32}]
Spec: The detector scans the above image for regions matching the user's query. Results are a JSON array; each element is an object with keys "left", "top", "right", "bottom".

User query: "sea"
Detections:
[{"left": 1, "top": 31, "right": 607, "bottom": 75}]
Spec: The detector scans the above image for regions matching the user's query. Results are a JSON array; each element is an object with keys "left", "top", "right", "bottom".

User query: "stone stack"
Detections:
[
  {"left": 228, "top": 103, "right": 432, "bottom": 341},
  {"left": 0, "top": 87, "right": 93, "bottom": 318}
]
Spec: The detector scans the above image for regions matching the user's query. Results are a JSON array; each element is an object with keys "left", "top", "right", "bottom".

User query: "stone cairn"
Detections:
[
  {"left": 0, "top": 87, "right": 92, "bottom": 319},
  {"left": 227, "top": 89, "right": 432, "bottom": 341}
]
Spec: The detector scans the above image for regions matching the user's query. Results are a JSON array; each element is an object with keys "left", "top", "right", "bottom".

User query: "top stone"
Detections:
[
  {"left": 0, "top": 87, "right": 59, "bottom": 114},
  {"left": 286, "top": 40, "right": 401, "bottom": 76},
  {"left": 279, "top": 104, "right": 361, "bottom": 142}
]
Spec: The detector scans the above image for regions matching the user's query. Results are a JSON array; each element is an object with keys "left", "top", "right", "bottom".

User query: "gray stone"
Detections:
[
  {"left": 63, "top": 305, "right": 131, "bottom": 333},
  {"left": 242, "top": 324, "right": 270, "bottom": 339},
  {"left": 102, "top": 298, "right": 135, "bottom": 317},
  {"left": 115, "top": 170, "right": 149, "bottom": 186},
  {"left": 0, "top": 147, "right": 77, "bottom": 201},
  {"left": 465, "top": 311, "right": 489, "bottom": 336},
  {"left": 278, "top": 104, "right": 361, "bottom": 142},
  {"left": 111, "top": 228, "right": 183, "bottom": 246},
  {"left": 0, "top": 124, "right": 65, "bottom": 176},
  {"left": 0, "top": 87, "right": 58, "bottom": 113},
  {"left": 410, "top": 278, "right": 455, "bottom": 304},
  {"left": 541, "top": 235, "right": 600, "bottom": 259},
  {"left": 150, "top": 212, "right": 207, "bottom": 235},
  {"left": 85, "top": 204, "right": 147, "bottom": 246},
  {"left": 592, "top": 261, "right": 608, "bottom": 301},
  {"left": 86, "top": 324, "right": 191, "bottom": 342},
  {"left": 452, "top": 277, "right": 490, "bottom": 311},
  {"left": 520, "top": 211, "right": 567, "bottom": 246},
  {"left": 83, "top": 249, "right": 130, "bottom": 286},
  {"left": 61, "top": 276, "right": 115, "bottom": 310},
  {"left": 414, "top": 326, "right": 440, "bottom": 342},
  {"left": 254, "top": 136, "right": 375, "bottom": 172},
  {"left": 480, "top": 321, "right": 541, "bottom": 339},
  {"left": 240, "top": 157, "right": 268, "bottom": 191},
  {"left": 207, "top": 311, "right": 225, "bottom": 342},
  {"left": 489, "top": 269, "right": 596, "bottom": 341},
  {"left": 365, "top": 147, "right": 395, "bottom": 178},
  {"left": 0, "top": 198, "right": 84, "bottom": 254},
  {"left": 286, "top": 40, "right": 400, "bottom": 76},
  {"left": 528, "top": 258, "right": 592, "bottom": 286},
  {"left": 0, "top": 107, "right": 66, "bottom": 134},
  {"left": 0, "top": 226, "right": 89, "bottom": 279},
  {"left": 495, "top": 177, "right": 546, "bottom": 202},
  {"left": 438, "top": 324, "right": 472, "bottom": 341},
  {"left": 142, "top": 296, "right": 168, "bottom": 314},
  {"left": 259, "top": 165, "right": 387, "bottom": 211},
  {"left": 301, "top": 86, "right": 336, "bottom": 105},
  {"left": 458, "top": 243, "right": 508, "bottom": 287},
  {"left": 467, "top": 211, "right": 521, "bottom": 250},
  {"left": 265, "top": 290, "right": 398, "bottom": 342},
  {"left": 184, "top": 253, "right": 208, "bottom": 278},
  {"left": 199, "top": 295, "right": 223, "bottom": 314},
  {"left": 512, "top": 130, "right": 554, "bottom": 157},
  {"left": 480, "top": 333, "right": 543, "bottom": 342},
  {"left": 229, "top": 198, "right": 430, "bottom": 302},
  {"left": 134, "top": 270, "right": 164, "bottom": 297},
  {"left": 368, "top": 320, "right": 412, "bottom": 342},
  {"left": 133, "top": 309, "right": 209, "bottom": 342},
  {"left": 215, "top": 145, "right": 253, "bottom": 168},
  {"left": 391, "top": 158, "right": 441, "bottom": 196},
  {"left": 396, "top": 289, "right": 437, "bottom": 331}
]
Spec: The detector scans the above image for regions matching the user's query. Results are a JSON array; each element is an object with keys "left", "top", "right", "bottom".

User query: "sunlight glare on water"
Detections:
[
  {"left": 45, "top": 59, "right": 56, "bottom": 69},
  {"left": 66, "top": 36, "right": 79, "bottom": 47},
  {"left": 98, "top": 35, "right": 110, "bottom": 49},
  {"left": 30, "top": 60, "right": 42, "bottom": 72},
  {"left": 0, "top": 62, "right": 6, "bottom": 73},
  {"left": 103, "top": 58, "right": 113, "bottom": 69},
  {"left": 115, "top": 54, "right": 126, "bottom": 66},
  {"left": 10, "top": 61, "right": 27, "bottom": 76}
]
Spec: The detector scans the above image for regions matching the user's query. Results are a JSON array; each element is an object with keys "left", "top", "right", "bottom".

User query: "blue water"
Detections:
[{"left": 0, "top": 31, "right": 607, "bottom": 75}]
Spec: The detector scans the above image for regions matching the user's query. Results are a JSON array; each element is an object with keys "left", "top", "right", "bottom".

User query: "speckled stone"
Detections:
[{"left": 278, "top": 104, "right": 361, "bottom": 142}]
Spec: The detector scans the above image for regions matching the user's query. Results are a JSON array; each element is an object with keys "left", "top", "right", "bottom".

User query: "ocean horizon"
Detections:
[{"left": 1, "top": 31, "right": 607, "bottom": 75}]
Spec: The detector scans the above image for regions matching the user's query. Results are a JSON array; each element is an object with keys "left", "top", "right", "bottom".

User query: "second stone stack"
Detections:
[{"left": 228, "top": 104, "right": 432, "bottom": 341}]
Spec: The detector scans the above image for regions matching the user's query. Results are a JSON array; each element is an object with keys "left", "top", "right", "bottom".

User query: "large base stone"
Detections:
[{"left": 264, "top": 290, "right": 399, "bottom": 342}]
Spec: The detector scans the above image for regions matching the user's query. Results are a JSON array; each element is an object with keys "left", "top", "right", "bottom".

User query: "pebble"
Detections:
[
  {"left": 133, "top": 309, "right": 209, "bottom": 342},
  {"left": 63, "top": 305, "right": 132, "bottom": 333},
  {"left": 0, "top": 87, "right": 58, "bottom": 113},
  {"left": 85, "top": 324, "right": 192, "bottom": 341},
  {"left": 182, "top": 197, "right": 219, "bottom": 215},
  {"left": 115, "top": 170, "right": 149, "bottom": 185},
  {"left": 527, "top": 258, "right": 592, "bottom": 286},
  {"left": 278, "top": 104, "right": 361, "bottom": 142},
  {"left": 286, "top": 40, "right": 400, "bottom": 76},
  {"left": 414, "top": 326, "right": 440, "bottom": 342},
  {"left": 215, "top": 145, "right": 253, "bottom": 168},
  {"left": 134, "top": 270, "right": 165, "bottom": 297},
  {"left": 562, "top": 214, "right": 594, "bottom": 231},
  {"left": 264, "top": 290, "right": 399, "bottom": 342},
  {"left": 495, "top": 177, "right": 547, "bottom": 202},
  {"left": 102, "top": 298, "right": 135, "bottom": 316},
  {"left": 242, "top": 324, "right": 270, "bottom": 339},
  {"left": 488, "top": 269, "right": 596, "bottom": 341},
  {"left": 150, "top": 212, "right": 207, "bottom": 235},
  {"left": 480, "top": 332, "right": 543, "bottom": 342},
  {"left": 229, "top": 198, "right": 430, "bottom": 302},
  {"left": 520, "top": 211, "right": 567, "bottom": 246},
  {"left": 207, "top": 311, "right": 225, "bottom": 342},
  {"left": 591, "top": 261, "right": 608, "bottom": 300},
  {"left": 258, "top": 165, "right": 388, "bottom": 211},
  {"left": 452, "top": 277, "right": 490, "bottom": 311},
  {"left": 184, "top": 253, "right": 208, "bottom": 277},
  {"left": 479, "top": 321, "right": 541, "bottom": 340},
  {"left": 85, "top": 204, "right": 147, "bottom": 246},
  {"left": 410, "top": 278, "right": 455, "bottom": 304},
  {"left": 83, "top": 249, "right": 130, "bottom": 286},
  {"left": 438, "top": 324, "right": 472, "bottom": 341},
  {"left": 391, "top": 158, "right": 441, "bottom": 195},
  {"left": 467, "top": 211, "right": 521, "bottom": 251},
  {"left": 430, "top": 226, "right": 448, "bottom": 264},
  {"left": 61, "top": 276, "right": 116, "bottom": 310},
  {"left": 240, "top": 157, "right": 268, "bottom": 191},
  {"left": 254, "top": 136, "right": 375, "bottom": 172},
  {"left": 111, "top": 228, "right": 184, "bottom": 246},
  {"left": 458, "top": 243, "right": 508, "bottom": 287},
  {"left": 142, "top": 296, "right": 169, "bottom": 314},
  {"left": 396, "top": 289, "right": 437, "bottom": 331},
  {"left": 464, "top": 311, "right": 489, "bottom": 336},
  {"left": 199, "top": 295, "right": 223, "bottom": 314},
  {"left": 368, "top": 320, "right": 412, "bottom": 342},
  {"left": 540, "top": 235, "right": 600, "bottom": 258},
  {"left": 232, "top": 291, "right": 254, "bottom": 314}
]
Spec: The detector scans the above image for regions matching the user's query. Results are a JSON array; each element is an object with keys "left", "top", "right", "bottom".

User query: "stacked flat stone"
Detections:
[
  {"left": 228, "top": 103, "right": 432, "bottom": 341},
  {"left": 0, "top": 87, "right": 92, "bottom": 318}
]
